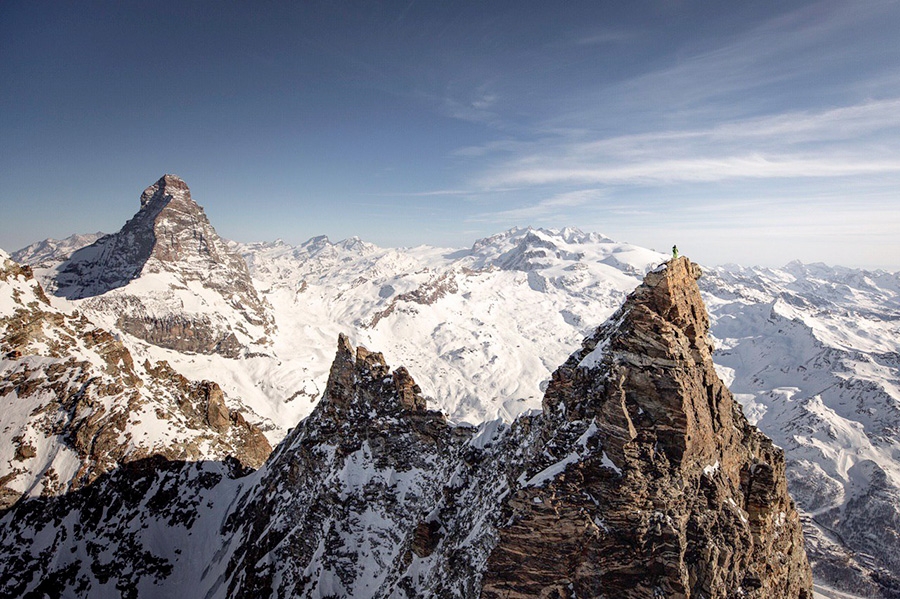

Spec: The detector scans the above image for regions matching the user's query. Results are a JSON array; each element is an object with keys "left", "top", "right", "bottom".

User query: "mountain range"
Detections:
[{"left": 3, "top": 175, "right": 898, "bottom": 597}]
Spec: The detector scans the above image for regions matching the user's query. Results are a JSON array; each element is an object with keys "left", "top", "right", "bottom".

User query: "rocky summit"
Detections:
[
  {"left": 51, "top": 175, "right": 274, "bottom": 357},
  {"left": 0, "top": 255, "right": 812, "bottom": 598},
  {"left": 483, "top": 257, "right": 812, "bottom": 598}
]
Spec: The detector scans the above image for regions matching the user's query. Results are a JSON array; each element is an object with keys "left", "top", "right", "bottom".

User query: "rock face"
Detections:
[
  {"left": 700, "top": 263, "right": 900, "bottom": 597},
  {"left": 52, "top": 175, "right": 273, "bottom": 356},
  {"left": 0, "top": 256, "right": 811, "bottom": 598},
  {"left": 0, "top": 457, "right": 248, "bottom": 599},
  {"left": 217, "top": 332, "right": 463, "bottom": 598},
  {"left": 482, "top": 257, "right": 812, "bottom": 598},
  {"left": 238, "top": 259, "right": 804, "bottom": 597}
]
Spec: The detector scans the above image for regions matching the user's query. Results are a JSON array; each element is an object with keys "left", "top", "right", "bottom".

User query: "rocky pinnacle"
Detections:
[
  {"left": 482, "top": 257, "right": 813, "bottom": 598},
  {"left": 0, "top": 256, "right": 814, "bottom": 598}
]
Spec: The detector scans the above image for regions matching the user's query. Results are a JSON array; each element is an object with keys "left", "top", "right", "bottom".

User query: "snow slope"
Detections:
[
  {"left": 11, "top": 232, "right": 105, "bottom": 267},
  {"left": 0, "top": 249, "right": 269, "bottom": 508},
  {"left": 702, "top": 264, "right": 900, "bottom": 595}
]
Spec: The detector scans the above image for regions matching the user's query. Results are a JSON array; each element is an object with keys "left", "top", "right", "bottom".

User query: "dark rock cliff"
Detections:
[{"left": 482, "top": 257, "right": 812, "bottom": 598}]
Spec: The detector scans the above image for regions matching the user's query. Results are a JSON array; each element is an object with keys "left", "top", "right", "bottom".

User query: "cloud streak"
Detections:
[
  {"left": 481, "top": 153, "right": 900, "bottom": 187},
  {"left": 472, "top": 95, "right": 900, "bottom": 188},
  {"left": 472, "top": 188, "right": 605, "bottom": 222}
]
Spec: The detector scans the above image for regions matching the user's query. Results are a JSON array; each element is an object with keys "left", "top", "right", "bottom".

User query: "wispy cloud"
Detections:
[
  {"left": 448, "top": 0, "right": 900, "bottom": 202},
  {"left": 369, "top": 189, "right": 472, "bottom": 197},
  {"left": 556, "top": 1, "right": 900, "bottom": 127},
  {"left": 480, "top": 152, "right": 900, "bottom": 187},
  {"left": 473, "top": 188, "right": 605, "bottom": 222},
  {"left": 562, "top": 98, "right": 900, "bottom": 158},
  {"left": 471, "top": 93, "right": 900, "bottom": 189}
]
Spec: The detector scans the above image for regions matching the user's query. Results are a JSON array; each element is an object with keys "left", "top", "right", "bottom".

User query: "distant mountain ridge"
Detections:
[{"left": 11, "top": 232, "right": 105, "bottom": 267}]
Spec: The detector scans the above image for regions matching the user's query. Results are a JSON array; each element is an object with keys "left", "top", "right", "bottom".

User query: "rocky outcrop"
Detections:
[
  {"left": 52, "top": 175, "right": 273, "bottom": 357},
  {"left": 700, "top": 264, "right": 900, "bottom": 597},
  {"left": 140, "top": 361, "right": 272, "bottom": 469},
  {"left": 0, "top": 457, "right": 248, "bottom": 599},
  {"left": 481, "top": 257, "right": 811, "bottom": 598},
  {"left": 218, "top": 333, "right": 458, "bottom": 598},
  {"left": 217, "top": 258, "right": 811, "bottom": 599}
]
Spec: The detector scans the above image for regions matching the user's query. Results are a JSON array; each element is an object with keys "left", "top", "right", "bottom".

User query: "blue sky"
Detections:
[{"left": 2, "top": 1, "right": 900, "bottom": 269}]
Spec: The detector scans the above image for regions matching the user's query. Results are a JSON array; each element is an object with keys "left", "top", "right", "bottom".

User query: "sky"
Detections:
[{"left": 2, "top": 0, "right": 900, "bottom": 269}]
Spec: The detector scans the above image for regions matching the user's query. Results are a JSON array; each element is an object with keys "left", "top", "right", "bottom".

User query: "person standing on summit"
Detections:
[{"left": 672, "top": 245, "right": 679, "bottom": 259}]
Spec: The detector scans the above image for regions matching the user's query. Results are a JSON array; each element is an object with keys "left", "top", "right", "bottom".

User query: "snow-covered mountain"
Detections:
[
  {"left": 5, "top": 175, "right": 900, "bottom": 596},
  {"left": 701, "top": 264, "right": 900, "bottom": 596},
  {"left": 11, "top": 232, "right": 105, "bottom": 267},
  {"left": 0, "top": 249, "right": 270, "bottom": 510},
  {"left": 0, "top": 258, "right": 812, "bottom": 598},
  {"left": 225, "top": 227, "right": 665, "bottom": 429},
  {"left": 45, "top": 174, "right": 274, "bottom": 359}
]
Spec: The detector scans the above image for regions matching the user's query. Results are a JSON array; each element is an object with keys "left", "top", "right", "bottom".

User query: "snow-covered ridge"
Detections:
[
  {"left": 11, "top": 232, "right": 105, "bottom": 267},
  {"left": 0, "top": 250, "right": 270, "bottom": 508},
  {"left": 8, "top": 213, "right": 900, "bottom": 594},
  {"left": 223, "top": 226, "right": 667, "bottom": 429}
]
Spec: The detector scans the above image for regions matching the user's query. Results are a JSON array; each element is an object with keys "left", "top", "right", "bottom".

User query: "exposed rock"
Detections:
[
  {"left": 411, "top": 520, "right": 443, "bottom": 558},
  {"left": 482, "top": 257, "right": 812, "bottom": 598},
  {"left": 367, "top": 271, "right": 459, "bottom": 328},
  {"left": 0, "top": 457, "right": 246, "bottom": 599},
  {"left": 203, "top": 381, "right": 231, "bottom": 432},
  {"left": 218, "top": 333, "right": 456, "bottom": 598},
  {"left": 0, "top": 251, "right": 271, "bottom": 506},
  {"left": 117, "top": 312, "right": 246, "bottom": 358}
]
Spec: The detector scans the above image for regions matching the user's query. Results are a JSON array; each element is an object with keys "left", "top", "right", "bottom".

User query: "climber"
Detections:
[{"left": 672, "top": 245, "right": 679, "bottom": 260}]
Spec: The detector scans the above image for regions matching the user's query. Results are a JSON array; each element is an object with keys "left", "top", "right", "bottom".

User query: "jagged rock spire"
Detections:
[
  {"left": 315, "top": 333, "right": 433, "bottom": 425},
  {"left": 484, "top": 256, "right": 813, "bottom": 598}
]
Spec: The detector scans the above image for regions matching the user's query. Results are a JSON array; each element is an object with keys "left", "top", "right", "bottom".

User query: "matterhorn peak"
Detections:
[
  {"left": 140, "top": 173, "right": 191, "bottom": 208},
  {"left": 52, "top": 175, "right": 274, "bottom": 356},
  {"left": 55, "top": 174, "right": 217, "bottom": 297}
]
